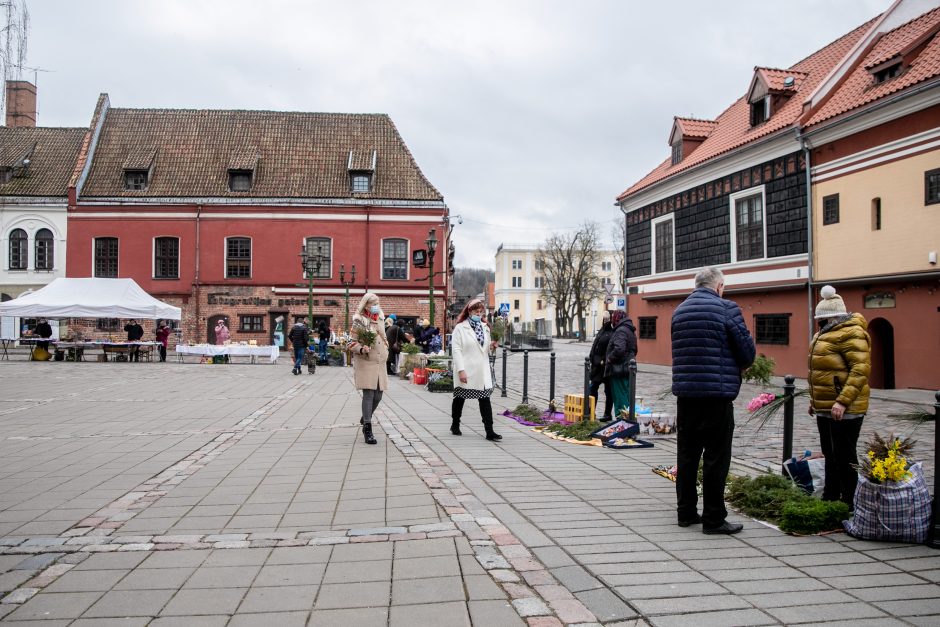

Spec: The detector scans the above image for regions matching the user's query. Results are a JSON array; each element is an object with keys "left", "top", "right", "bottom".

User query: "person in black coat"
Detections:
[
  {"left": 588, "top": 311, "right": 614, "bottom": 421},
  {"left": 671, "top": 266, "right": 755, "bottom": 535},
  {"left": 385, "top": 317, "right": 403, "bottom": 375},
  {"left": 35, "top": 318, "right": 53, "bottom": 352},
  {"left": 288, "top": 317, "right": 310, "bottom": 375},
  {"left": 124, "top": 319, "right": 144, "bottom": 362},
  {"left": 604, "top": 310, "right": 638, "bottom": 419}
]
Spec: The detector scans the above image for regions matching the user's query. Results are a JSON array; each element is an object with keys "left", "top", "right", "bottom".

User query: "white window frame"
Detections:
[
  {"left": 380, "top": 237, "right": 410, "bottom": 281},
  {"left": 302, "top": 236, "right": 333, "bottom": 279},
  {"left": 512, "top": 258, "right": 523, "bottom": 270},
  {"left": 224, "top": 236, "right": 252, "bottom": 279},
  {"left": 511, "top": 276, "right": 522, "bottom": 288},
  {"left": 728, "top": 186, "right": 767, "bottom": 263},
  {"left": 534, "top": 276, "right": 544, "bottom": 289},
  {"left": 650, "top": 214, "right": 675, "bottom": 275},
  {"left": 152, "top": 235, "right": 181, "bottom": 279}
]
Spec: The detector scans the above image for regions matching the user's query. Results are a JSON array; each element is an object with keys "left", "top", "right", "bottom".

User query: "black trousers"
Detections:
[
  {"left": 676, "top": 397, "right": 734, "bottom": 527},
  {"left": 159, "top": 345, "right": 167, "bottom": 362},
  {"left": 452, "top": 397, "right": 494, "bottom": 428},
  {"left": 589, "top": 378, "right": 612, "bottom": 418},
  {"left": 816, "top": 415, "right": 864, "bottom": 509}
]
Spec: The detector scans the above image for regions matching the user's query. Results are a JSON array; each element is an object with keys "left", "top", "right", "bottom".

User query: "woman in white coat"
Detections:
[
  {"left": 347, "top": 292, "right": 389, "bottom": 445},
  {"left": 450, "top": 298, "right": 501, "bottom": 441}
]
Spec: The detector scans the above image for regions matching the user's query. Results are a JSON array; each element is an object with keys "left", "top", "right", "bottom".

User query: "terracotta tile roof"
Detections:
[
  {"left": 0, "top": 126, "right": 86, "bottom": 197},
  {"left": 674, "top": 117, "right": 718, "bottom": 139},
  {"left": 806, "top": 7, "right": 940, "bottom": 127},
  {"left": 754, "top": 67, "right": 808, "bottom": 92},
  {"left": 348, "top": 149, "right": 376, "bottom": 171},
  {"left": 122, "top": 146, "right": 157, "bottom": 170},
  {"left": 79, "top": 108, "right": 442, "bottom": 201},
  {"left": 618, "top": 17, "right": 877, "bottom": 202}
]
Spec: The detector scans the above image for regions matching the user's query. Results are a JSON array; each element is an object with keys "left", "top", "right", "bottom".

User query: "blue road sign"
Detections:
[{"left": 498, "top": 303, "right": 510, "bottom": 317}]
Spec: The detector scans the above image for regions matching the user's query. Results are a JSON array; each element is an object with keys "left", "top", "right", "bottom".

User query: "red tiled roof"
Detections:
[
  {"left": 618, "top": 17, "right": 877, "bottom": 201},
  {"left": 754, "top": 67, "right": 808, "bottom": 92},
  {"left": 806, "top": 7, "right": 940, "bottom": 127},
  {"left": 0, "top": 127, "right": 86, "bottom": 197},
  {"left": 674, "top": 117, "right": 717, "bottom": 140},
  {"left": 79, "top": 108, "right": 443, "bottom": 201}
]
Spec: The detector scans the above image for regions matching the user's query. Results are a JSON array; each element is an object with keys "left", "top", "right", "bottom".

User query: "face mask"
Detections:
[
  {"left": 370, "top": 305, "right": 380, "bottom": 314},
  {"left": 470, "top": 314, "right": 481, "bottom": 323}
]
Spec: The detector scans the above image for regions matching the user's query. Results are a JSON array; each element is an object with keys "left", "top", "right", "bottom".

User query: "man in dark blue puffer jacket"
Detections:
[{"left": 671, "top": 267, "right": 755, "bottom": 535}]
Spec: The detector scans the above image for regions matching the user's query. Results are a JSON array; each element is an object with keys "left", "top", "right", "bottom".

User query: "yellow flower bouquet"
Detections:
[{"left": 857, "top": 433, "right": 915, "bottom": 484}]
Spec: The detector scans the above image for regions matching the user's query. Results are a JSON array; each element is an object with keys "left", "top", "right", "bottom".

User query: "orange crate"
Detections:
[{"left": 563, "top": 393, "right": 596, "bottom": 422}]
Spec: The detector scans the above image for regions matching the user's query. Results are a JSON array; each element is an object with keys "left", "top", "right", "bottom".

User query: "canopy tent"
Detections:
[{"left": 0, "top": 278, "right": 181, "bottom": 320}]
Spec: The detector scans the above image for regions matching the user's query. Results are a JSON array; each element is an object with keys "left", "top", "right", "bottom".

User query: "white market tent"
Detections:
[{"left": 0, "top": 278, "right": 181, "bottom": 320}]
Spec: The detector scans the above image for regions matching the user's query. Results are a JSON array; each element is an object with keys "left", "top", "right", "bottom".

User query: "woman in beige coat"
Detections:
[
  {"left": 451, "top": 298, "right": 501, "bottom": 441},
  {"left": 347, "top": 292, "right": 389, "bottom": 444}
]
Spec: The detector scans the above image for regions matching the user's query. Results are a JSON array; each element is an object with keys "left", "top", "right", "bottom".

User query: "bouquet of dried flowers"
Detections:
[{"left": 857, "top": 433, "right": 915, "bottom": 484}]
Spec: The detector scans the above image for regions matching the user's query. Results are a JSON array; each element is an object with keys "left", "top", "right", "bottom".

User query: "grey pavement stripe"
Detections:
[{"left": 374, "top": 406, "right": 602, "bottom": 626}]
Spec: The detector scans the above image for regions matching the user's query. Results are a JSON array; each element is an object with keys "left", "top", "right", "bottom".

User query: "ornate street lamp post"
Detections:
[
  {"left": 339, "top": 264, "right": 357, "bottom": 332},
  {"left": 426, "top": 228, "right": 438, "bottom": 328},
  {"left": 299, "top": 242, "right": 324, "bottom": 325}
]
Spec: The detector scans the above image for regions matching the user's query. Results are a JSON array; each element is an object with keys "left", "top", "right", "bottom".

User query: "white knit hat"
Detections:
[{"left": 814, "top": 285, "right": 847, "bottom": 319}]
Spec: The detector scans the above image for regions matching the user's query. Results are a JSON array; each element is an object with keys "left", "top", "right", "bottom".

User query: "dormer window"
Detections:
[
  {"left": 351, "top": 173, "right": 371, "bottom": 193},
  {"left": 872, "top": 62, "right": 902, "bottom": 84},
  {"left": 123, "top": 169, "right": 149, "bottom": 191},
  {"left": 671, "top": 142, "right": 682, "bottom": 166},
  {"left": 750, "top": 97, "right": 769, "bottom": 126},
  {"left": 228, "top": 169, "right": 253, "bottom": 192}
]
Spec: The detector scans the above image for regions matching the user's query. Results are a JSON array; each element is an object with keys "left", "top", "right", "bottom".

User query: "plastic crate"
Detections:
[
  {"left": 413, "top": 372, "right": 428, "bottom": 385},
  {"left": 563, "top": 393, "right": 596, "bottom": 422}
]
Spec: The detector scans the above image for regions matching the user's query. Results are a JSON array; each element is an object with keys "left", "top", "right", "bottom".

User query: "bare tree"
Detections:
[
  {"left": 610, "top": 220, "right": 626, "bottom": 293},
  {"left": 570, "top": 222, "right": 603, "bottom": 341},
  {"left": 537, "top": 221, "right": 604, "bottom": 339},
  {"left": 536, "top": 233, "right": 576, "bottom": 337}
]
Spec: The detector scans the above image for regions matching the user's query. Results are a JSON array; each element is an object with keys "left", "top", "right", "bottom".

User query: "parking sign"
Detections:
[{"left": 615, "top": 295, "right": 626, "bottom": 311}]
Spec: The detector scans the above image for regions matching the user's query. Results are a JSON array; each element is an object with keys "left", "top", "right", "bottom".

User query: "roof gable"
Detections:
[
  {"left": 79, "top": 108, "right": 442, "bottom": 201},
  {"left": 617, "top": 15, "right": 877, "bottom": 202},
  {"left": 669, "top": 117, "right": 718, "bottom": 145}
]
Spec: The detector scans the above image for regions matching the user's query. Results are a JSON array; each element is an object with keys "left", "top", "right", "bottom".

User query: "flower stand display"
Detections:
[
  {"left": 426, "top": 368, "right": 453, "bottom": 393},
  {"left": 591, "top": 419, "right": 653, "bottom": 449}
]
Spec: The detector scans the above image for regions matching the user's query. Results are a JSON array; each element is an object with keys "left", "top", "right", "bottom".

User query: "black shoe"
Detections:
[
  {"left": 678, "top": 514, "right": 701, "bottom": 528},
  {"left": 485, "top": 432, "right": 502, "bottom": 441},
  {"left": 363, "top": 424, "right": 377, "bottom": 445},
  {"left": 702, "top": 521, "right": 743, "bottom": 535},
  {"left": 450, "top": 421, "right": 462, "bottom": 436},
  {"left": 360, "top": 417, "right": 364, "bottom": 425},
  {"left": 600, "top": 416, "right": 613, "bottom": 423}
]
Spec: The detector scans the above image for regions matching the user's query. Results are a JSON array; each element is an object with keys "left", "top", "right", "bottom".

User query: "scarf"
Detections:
[{"left": 468, "top": 318, "right": 485, "bottom": 346}]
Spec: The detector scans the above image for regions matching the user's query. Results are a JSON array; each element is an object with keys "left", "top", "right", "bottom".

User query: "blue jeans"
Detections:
[
  {"left": 318, "top": 338, "right": 328, "bottom": 360},
  {"left": 293, "top": 345, "right": 305, "bottom": 370}
]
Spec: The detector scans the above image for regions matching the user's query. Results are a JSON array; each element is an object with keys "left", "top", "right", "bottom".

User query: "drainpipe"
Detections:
[
  {"left": 193, "top": 204, "right": 202, "bottom": 342},
  {"left": 800, "top": 136, "right": 814, "bottom": 343}
]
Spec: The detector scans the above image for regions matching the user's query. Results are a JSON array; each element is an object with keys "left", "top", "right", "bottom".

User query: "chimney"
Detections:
[{"left": 5, "top": 80, "right": 37, "bottom": 127}]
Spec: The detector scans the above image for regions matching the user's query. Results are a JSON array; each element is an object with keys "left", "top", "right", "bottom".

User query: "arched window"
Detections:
[
  {"left": 35, "top": 229, "right": 54, "bottom": 271},
  {"left": 8, "top": 229, "right": 27, "bottom": 270}
]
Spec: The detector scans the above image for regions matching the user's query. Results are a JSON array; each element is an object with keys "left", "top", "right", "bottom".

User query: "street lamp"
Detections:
[
  {"left": 299, "top": 242, "right": 324, "bottom": 325},
  {"left": 426, "top": 229, "right": 438, "bottom": 328},
  {"left": 339, "top": 264, "right": 357, "bottom": 332}
]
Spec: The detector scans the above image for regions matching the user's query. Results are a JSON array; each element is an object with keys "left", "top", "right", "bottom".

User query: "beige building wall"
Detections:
[
  {"left": 814, "top": 148, "right": 940, "bottom": 281},
  {"left": 494, "top": 243, "right": 620, "bottom": 337}
]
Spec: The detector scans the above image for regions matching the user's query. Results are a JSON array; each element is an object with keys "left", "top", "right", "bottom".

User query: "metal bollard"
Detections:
[
  {"left": 583, "top": 357, "right": 591, "bottom": 420},
  {"left": 628, "top": 359, "right": 637, "bottom": 421},
  {"left": 501, "top": 347, "right": 508, "bottom": 398},
  {"left": 522, "top": 350, "right": 529, "bottom": 404},
  {"left": 928, "top": 391, "right": 940, "bottom": 549},
  {"left": 782, "top": 375, "right": 795, "bottom": 468},
  {"left": 549, "top": 351, "right": 556, "bottom": 403}
]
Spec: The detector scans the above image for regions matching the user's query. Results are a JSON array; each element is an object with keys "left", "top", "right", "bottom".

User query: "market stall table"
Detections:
[{"left": 175, "top": 344, "right": 280, "bottom": 364}]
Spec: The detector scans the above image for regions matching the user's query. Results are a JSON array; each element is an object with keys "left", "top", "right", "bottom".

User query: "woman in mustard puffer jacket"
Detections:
[{"left": 808, "top": 285, "right": 871, "bottom": 510}]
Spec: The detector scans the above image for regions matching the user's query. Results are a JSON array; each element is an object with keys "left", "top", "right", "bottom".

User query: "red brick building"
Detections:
[{"left": 66, "top": 95, "right": 448, "bottom": 347}]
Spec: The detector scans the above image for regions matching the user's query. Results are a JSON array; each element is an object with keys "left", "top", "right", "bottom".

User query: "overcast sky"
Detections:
[{"left": 19, "top": 0, "right": 886, "bottom": 268}]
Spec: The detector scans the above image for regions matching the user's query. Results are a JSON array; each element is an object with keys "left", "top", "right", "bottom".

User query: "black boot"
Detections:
[
  {"left": 450, "top": 418, "right": 462, "bottom": 436},
  {"left": 484, "top": 426, "right": 502, "bottom": 441},
  {"left": 363, "top": 423, "right": 377, "bottom": 445},
  {"left": 481, "top": 398, "right": 501, "bottom": 441}
]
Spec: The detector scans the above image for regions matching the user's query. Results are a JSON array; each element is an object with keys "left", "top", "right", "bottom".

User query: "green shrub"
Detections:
[
  {"left": 511, "top": 404, "right": 544, "bottom": 423},
  {"left": 490, "top": 318, "right": 507, "bottom": 343},
  {"left": 401, "top": 343, "right": 421, "bottom": 355},
  {"left": 726, "top": 473, "right": 805, "bottom": 522},
  {"left": 743, "top": 353, "right": 775, "bottom": 386},
  {"left": 779, "top": 500, "right": 850, "bottom": 535},
  {"left": 544, "top": 420, "right": 597, "bottom": 440}
]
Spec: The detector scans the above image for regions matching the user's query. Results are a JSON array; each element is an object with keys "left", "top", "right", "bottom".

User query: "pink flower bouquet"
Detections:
[{"left": 747, "top": 392, "right": 776, "bottom": 412}]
